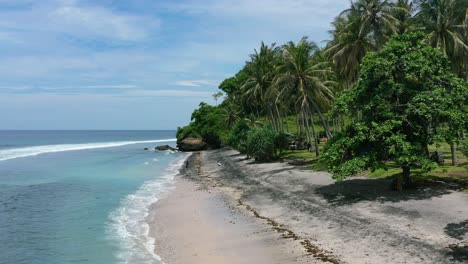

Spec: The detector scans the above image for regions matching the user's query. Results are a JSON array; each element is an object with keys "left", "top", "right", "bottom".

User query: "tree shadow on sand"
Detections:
[
  {"left": 315, "top": 177, "right": 456, "bottom": 206},
  {"left": 446, "top": 244, "right": 468, "bottom": 262},
  {"left": 444, "top": 220, "right": 468, "bottom": 240}
]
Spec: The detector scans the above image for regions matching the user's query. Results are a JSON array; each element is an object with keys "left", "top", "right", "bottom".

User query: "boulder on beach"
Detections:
[
  {"left": 155, "top": 145, "right": 177, "bottom": 151},
  {"left": 177, "top": 138, "right": 207, "bottom": 151}
]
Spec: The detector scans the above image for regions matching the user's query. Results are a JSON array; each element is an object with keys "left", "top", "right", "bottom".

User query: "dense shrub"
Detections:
[
  {"left": 176, "top": 124, "right": 200, "bottom": 142},
  {"left": 462, "top": 139, "right": 468, "bottom": 158},
  {"left": 177, "top": 102, "right": 227, "bottom": 148},
  {"left": 227, "top": 120, "right": 251, "bottom": 153},
  {"left": 245, "top": 127, "right": 286, "bottom": 162}
]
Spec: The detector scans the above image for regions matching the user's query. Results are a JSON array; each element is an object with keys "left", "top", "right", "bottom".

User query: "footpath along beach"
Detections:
[{"left": 147, "top": 149, "right": 468, "bottom": 264}]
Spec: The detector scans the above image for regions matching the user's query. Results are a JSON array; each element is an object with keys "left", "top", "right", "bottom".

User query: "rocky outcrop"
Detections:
[
  {"left": 155, "top": 145, "right": 177, "bottom": 151},
  {"left": 177, "top": 138, "right": 207, "bottom": 151}
]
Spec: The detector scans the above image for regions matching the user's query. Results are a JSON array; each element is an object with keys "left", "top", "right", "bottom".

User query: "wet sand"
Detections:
[{"left": 149, "top": 149, "right": 468, "bottom": 264}]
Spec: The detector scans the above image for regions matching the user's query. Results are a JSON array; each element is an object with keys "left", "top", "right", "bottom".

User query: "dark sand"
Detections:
[{"left": 149, "top": 149, "right": 468, "bottom": 264}]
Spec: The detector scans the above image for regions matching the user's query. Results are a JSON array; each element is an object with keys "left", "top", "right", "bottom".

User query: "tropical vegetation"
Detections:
[{"left": 177, "top": 0, "right": 467, "bottom": 185}]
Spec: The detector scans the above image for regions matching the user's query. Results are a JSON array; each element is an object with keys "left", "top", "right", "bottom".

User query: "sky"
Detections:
[{"left": 0, "top": 0, "right": 349, "bottom": 130}]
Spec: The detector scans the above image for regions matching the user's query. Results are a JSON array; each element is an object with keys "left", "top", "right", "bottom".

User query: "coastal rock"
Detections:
[
  {"left": 177, "top": 138, "right": 207, "bottom": 151},
  {"left": 155, "top": 145, "right": 177, "bottom": 151}
]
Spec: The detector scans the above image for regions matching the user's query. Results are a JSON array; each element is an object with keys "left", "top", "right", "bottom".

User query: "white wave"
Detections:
[
  {"left": 107, "top": 154, "right": 189, "bottom": 264},
  {"left": 0, "top": 139, "right": 176, "bottom": 161}
]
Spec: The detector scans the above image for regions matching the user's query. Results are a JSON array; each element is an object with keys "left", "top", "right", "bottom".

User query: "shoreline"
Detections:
[
  {"left": 147, "top": 152, "right": 311, "bottom": 264},
  {"left": 148, "top": 149, "right": 468, "bottom": 264}
]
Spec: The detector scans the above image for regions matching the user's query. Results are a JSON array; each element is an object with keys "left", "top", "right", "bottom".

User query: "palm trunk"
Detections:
[
  {"left": 302, "top": 110, "right": 312, "bottom": 151},
  {"left": 310, "top": 101, "right": 333, "bottom": 139},
  {"left": 275, "top": 104, "right": 282, "bottom": 132},
  {"left": 450, "top": 143, "right": 459, "bottom": 166},
  {"left": 309, "top": 110, "right": 320, "bottom": 156}
]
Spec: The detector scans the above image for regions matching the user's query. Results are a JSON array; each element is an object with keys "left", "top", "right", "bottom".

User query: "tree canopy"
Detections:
[{"left": 321, "top": 33, "right": 467, "bottom": 184}]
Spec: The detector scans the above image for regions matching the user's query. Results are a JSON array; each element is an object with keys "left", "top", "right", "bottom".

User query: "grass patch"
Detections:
[{"left": 279, "top": 149, "right": 328, "bottom": 171}]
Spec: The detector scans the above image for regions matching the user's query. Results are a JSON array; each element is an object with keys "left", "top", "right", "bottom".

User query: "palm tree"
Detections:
[
  {"left": 326, "top": 0, "right": 401, "bottom": 87},
  {"left": 275, "top": 37, "right": 335, "bottom": 156},
  {"left": 348, "top": 0, "right": 400, "bottom": 48},
  {"left": 326, "top": 8, "right": 375, "bottom": 87},
  {"left": 415, "top": 0, "right": 468, "bottom": 164},
  {"left": 391, "top": 0, "right": 414, "bottom": 34},
  {"left": 414, "top": 0, "right": 468, "bottom": 77},
  {"left": 241, "top": 42, "right": 281, "bottom": 130}
]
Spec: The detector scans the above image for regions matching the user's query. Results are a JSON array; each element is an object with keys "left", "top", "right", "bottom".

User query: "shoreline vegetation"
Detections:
[
  {"left": 176, "top": 0, "right": 467, "bottom": 189},
  {"left": 161, "top": 0, "right": 467, "bottom": 263}
]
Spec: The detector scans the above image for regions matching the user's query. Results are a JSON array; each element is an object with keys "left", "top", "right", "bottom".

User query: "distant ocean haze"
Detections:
[{"left": 0, "top": 130, "right": 186, "bottom": 264}]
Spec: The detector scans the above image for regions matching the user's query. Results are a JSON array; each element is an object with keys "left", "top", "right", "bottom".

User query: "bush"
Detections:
[
  {"left": 177, "top": 102, "right": 228, "bottom": 149},
  {"left": 245, "top": 127, "right": 286, "bottom": 162},
  {"left": 462, "top": 139, "right": 468, "bottom": 157},
  {"left": 176, "top": 124, "right": 201, "bottom": 141},
  {"left": 227, "top": 120, "right": 251, "bottom": 153}
]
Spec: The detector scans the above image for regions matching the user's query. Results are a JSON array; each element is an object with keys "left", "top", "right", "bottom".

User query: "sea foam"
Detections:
[
  {"left": 0, "top": 139, "right": 176, "bottom": 161},
  {"left": 107, "top": 154, "right": 189, "bottom": 264}
]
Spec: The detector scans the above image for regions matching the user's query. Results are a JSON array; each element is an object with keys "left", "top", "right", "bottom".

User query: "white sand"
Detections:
[{"left": 149, "top": 149, "right": 468, "bottom": 264}]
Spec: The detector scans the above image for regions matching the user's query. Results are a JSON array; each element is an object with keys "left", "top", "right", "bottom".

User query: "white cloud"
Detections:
[
  {"left": 123, "top": 89, "right": 212, "bottom": 97},
  {"left": 0, "top": 85, "right": 33, "bottom": 90},
  {"left": 171, "top": 80, "right": 219, "bottom": 87},
  {"left": 0, "top": 0, "right": 158, "bottom": 42},
  {"left": 73, "top": 84, "right": 138, "bottom": 89},
  {"left": 50, "top": 2, "right": 156, "bottom": 41}
]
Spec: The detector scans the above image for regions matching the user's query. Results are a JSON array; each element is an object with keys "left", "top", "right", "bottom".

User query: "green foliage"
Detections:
[
  {"left": 321, "top": 33, "right": 467, "bottom": 180},
  {"left": 218, "top": 68, "right": 249, "bottom": 97},
  {"left": 176, "top": 124, "right": 200, "bottom": 141},
  {"left": 462, "top": 140, "right": 468, "bottom": 158},
  {"left": 227, "top": 120, "right": 251, "bottom": 153},
  {"left": 245, "top": 127, "right": 286, "bottom": 162},
  {"left": 177, "top": 102, "right": 228, "bottom": 148}
]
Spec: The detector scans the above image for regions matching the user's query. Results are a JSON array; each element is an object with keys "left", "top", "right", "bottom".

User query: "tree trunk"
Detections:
[
  {"left": 296, "top": 114, "right": 302, "bottom": 137},
  {"left": 309, "top": 111, "right": 320, "bottom": 157},
  {"left": 402, "top": 165, "right": 411, "bottom": 186},
  {"left": 302, "top": 110, "right": 312, "bottom": 152},
  {"left": 424, "top": 144, "right": 430, "bottom": 158},
  {"left": 450, "top": 143, "right": 459, "bottom": 166},
  {"left": 310, "top": 101, "right": 333, "bottom": 139},
  {"left": 333, "top": 118, "right": 337, "bottom": 134}
]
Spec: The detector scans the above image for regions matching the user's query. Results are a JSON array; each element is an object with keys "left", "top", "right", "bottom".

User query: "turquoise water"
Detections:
[{"left": 0, "top": 131, "right": 187, "bottom": 264}]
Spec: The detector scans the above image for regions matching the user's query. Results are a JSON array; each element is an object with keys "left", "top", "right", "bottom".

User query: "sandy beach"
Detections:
[{"left": 148, "top": 149, "right": 468, "bottom": 264}]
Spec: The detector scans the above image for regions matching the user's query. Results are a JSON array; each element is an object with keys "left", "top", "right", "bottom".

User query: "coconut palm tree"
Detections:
[
  {"left": 241, "top": 42, "right": 281, "bottom": 130},
  {"left": 347, "top": 0, "right": 400, "bottom": 48},
  {"left": 415, "top": 0, "right": 468, "bottom": 164},
  {"left": 326, "top": 8, "right": 375, "bottom": 87},
  {"left": 326, "top": 0, "right": 402, "bottom": 87},
  {"left": 275, "top": 37, "right": 335, "bottom": 156},
  {"left": 391, "top": 0, "right": 414, "bottom": 34},
  {"left": 414, "top": 0, "right": 468, "bottom": 77}
]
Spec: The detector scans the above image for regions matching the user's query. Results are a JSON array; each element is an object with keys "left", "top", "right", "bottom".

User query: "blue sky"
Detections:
[{"left": 0, "top": 0, "right": 348, "bottom": 130}]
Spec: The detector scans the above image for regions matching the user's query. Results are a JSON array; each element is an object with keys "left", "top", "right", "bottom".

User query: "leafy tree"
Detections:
[
  {"left": 177, "top": 102, "right": 227, "bottom": 148},
  {"left": 227, "top": 120, "right": 251, "bottom": 153},
  {"left": 245, "top": 127, "right": 286, "bottom": 162},
  {"left": 321, "top": 33, "right": 467, "bottom": 188},
  {"left": 212, "top": 91, "right": 224, "bottom": 105}
]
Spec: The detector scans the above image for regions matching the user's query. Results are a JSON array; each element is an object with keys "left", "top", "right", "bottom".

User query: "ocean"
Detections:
[{"left": 0, "top": 130, "right": 187, "bottom": 264}]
